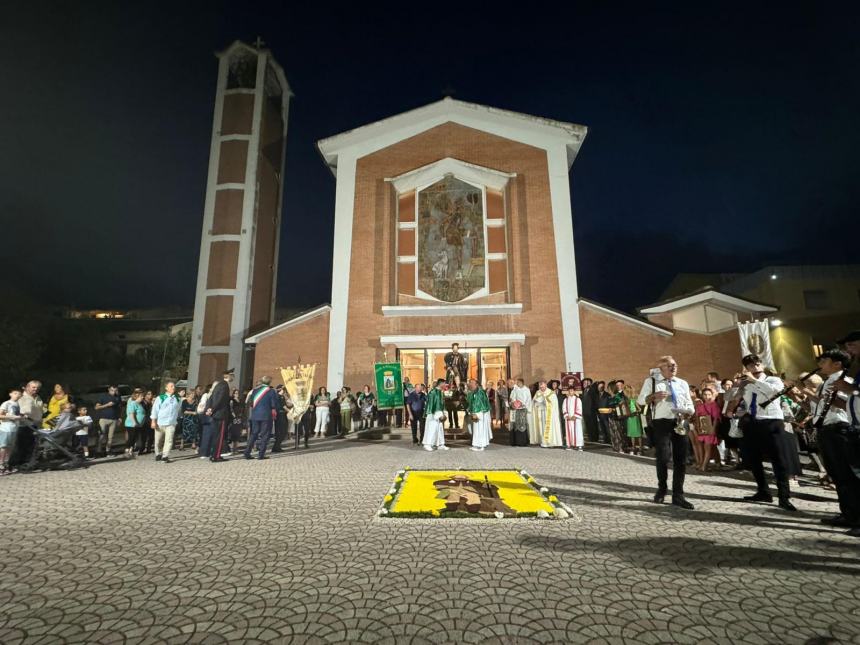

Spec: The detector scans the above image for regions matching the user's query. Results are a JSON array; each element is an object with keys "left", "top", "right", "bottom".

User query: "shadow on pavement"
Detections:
[{"left": 517, "top": 533, "right": 860, "bottom": 576}]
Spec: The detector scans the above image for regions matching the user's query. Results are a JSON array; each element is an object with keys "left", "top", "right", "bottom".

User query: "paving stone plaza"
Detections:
[{"left": 2, "top": 433, "right": 859, "bottom": 644}]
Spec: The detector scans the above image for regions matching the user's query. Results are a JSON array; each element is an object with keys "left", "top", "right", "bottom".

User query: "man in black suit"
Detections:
[{"left": 205, "top": 369, "right": 234, "bottom": 463}]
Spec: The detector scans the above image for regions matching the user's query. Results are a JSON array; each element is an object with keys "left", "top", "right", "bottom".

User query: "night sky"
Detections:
[{"left": 2, "top": 2, "right": 857, "bottom": 314}]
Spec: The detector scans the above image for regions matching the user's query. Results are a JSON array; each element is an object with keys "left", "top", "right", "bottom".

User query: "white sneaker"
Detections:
[
  {"left": 577, "top": 447, "right": 583, "bottom": 451},
  {"left": 423, "top": 446, "right": 434, "bottom": 451},
  {"left": 470, "top": 447, "right": 481, "bottom": 451},
  {"left": 199, "top": 456, "right": 208, "bottom": 459},
  {"left": 439, "top": 445, "right": 450, "bottom": 451},
  {"left": 222, "top": 452, "right": 232, "bottom": 458}
]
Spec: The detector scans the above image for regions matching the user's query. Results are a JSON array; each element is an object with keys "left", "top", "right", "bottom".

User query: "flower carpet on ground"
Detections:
[{"left": 379, "top": 469, "right": 572, "bottom": 519}]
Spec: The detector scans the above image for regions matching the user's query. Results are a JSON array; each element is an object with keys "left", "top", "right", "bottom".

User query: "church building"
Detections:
[{"left": 247, "top": 97, "right": 588, "bottom": 390}]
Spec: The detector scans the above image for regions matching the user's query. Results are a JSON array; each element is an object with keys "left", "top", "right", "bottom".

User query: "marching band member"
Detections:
[
  {"left": 637, "top": 356, "right": 695, "bottom": 509},
  {"left": 732, "top": 354, "right": 795, "bottom": 511},
  {"left": 814, "top": 348, "right": 860, "bottom": 537}
]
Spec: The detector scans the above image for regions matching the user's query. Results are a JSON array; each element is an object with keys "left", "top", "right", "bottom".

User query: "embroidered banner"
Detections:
[
  {"left": 279, "top": 363, "right": 316, "bottom": 421},
  {"left": 374, "top": 362, "right": 404, "bottom": 410}
]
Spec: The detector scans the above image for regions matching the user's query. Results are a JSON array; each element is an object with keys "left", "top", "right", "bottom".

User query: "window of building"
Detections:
[{"left": 803, "top": 289, "right": 829, "bottom": 310}]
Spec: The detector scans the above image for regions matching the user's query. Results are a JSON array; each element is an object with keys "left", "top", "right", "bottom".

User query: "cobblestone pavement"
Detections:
[{"left": 1, "top": 432, "right": 859, "bottom": 644}]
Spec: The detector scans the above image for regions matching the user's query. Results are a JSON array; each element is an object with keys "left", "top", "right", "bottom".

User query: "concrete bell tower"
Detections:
[{"left": 188, "top": 39, "right": 291, "bottom": 388}]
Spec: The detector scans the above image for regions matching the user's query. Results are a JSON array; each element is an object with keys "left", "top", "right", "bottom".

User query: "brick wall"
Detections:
[
  {"left": 580, "top": 304, "right": 744, "bottom": 392},
  {"left": 252, "top": 311, "right": 330, "bottom": 388},
  {"left": 342, "top": 122, "right": 568, "bottom": 387}
]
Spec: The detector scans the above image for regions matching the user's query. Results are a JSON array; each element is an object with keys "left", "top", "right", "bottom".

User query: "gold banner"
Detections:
[{"left": 279, "top": 363, "right": 317, "bottom": 422}]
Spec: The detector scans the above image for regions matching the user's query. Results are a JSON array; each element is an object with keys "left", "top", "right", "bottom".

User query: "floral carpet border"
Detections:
[{"left": 377, "top": 468, "right": 574, "bottom": 520}]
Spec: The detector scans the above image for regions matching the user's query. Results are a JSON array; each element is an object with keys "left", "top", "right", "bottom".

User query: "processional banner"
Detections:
[
  {"left": 561, "top": 372, "right": 583, "bottom": 391},
  {"left": 374, "top": 363, "right": 403, "bottom": 410},
  {"left": 279, "top": 363, "right": 316, "bottom": 421},
  {"left": 737, "top": 320, "right": 775, "bottom": 369}
]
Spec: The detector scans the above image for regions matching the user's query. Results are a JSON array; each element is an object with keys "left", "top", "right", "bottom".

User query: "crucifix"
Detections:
[{"left": 254, "top": 36, "right": 266, "bottom": 49}]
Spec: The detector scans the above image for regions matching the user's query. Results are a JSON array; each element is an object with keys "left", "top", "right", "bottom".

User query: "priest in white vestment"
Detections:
[{"left": 531, "top": 380, "right": 563, "bottom": 447}]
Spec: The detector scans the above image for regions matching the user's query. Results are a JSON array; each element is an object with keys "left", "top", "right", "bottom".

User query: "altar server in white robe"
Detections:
[
  {"left": 466, "top": 379, "right": 492, "bottom": 451},
  {"left": 562, "top": 386, "right": 584, "bottom": 450},
  {"left": 422, "top": 379, "right": 450, "bottom": 451},
  {"left": 531, "top": 380, "right": 563, "bottom": 447}
]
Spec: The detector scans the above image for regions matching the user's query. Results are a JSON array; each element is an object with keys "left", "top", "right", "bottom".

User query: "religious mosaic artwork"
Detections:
[
  {"left": 378, "top": 469, "right": 574, "bottom": 519},
  {"left": 417, "top": 176, "right": 485, "bottom": 302}
]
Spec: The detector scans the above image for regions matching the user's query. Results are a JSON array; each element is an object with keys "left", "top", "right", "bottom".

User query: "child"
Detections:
[
  {"left": 623, "top": 385, "right": 644, "bottom": 455},
  {"left": 0, "top": 388, "right": 23, "bottom": 474},
  {"left": 562, "top": 386, "right": 584, "bottom": 451},
  {"left": 75, "top": 405, "right": 93, "bottom": 459}
]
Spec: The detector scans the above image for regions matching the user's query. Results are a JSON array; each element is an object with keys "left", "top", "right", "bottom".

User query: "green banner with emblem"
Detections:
[{"left": 374, "top": 362, "right": 403, "bottom": 410}]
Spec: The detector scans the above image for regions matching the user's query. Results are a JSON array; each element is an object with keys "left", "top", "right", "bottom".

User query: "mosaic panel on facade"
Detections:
[{"left": 417, "top": 176, "right": 485, "bottom": 302}]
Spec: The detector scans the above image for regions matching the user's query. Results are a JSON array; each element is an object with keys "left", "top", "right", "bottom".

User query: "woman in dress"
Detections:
[
  {"left": 179, "top": 391, "right": 200, "bottom": 451},
  {"left": 622, "top": 385, "right": 644, "bottom": 455},
  {"left": 779, "top": 393, "right": 804, "bottom": 487},
  {"left": 694, "top": 386, "right": 721, "bottom": 471},
  {"left": 357, "top": 385, "right": 375, "bottom": 430},
  {"left": 44, "top": 384, "right": 70, "bottom": 428}
]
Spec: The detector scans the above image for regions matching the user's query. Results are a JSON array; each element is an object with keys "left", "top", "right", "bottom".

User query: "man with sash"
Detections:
[
  {"left": 422, "top": 379, "right": 450, "bottom": 451},
  {"left": 531, "top": 380, "right": 562, "bottom": 448},
  {"left": 562, "top": 385, "right": 584, "bottom": 451},
  {"left": 814, "top": 346, "right": 860, "bottom": 537},
  {"left": 244, "top": 376, "right": 279, "bottom": 460},
  {"left": 466, "top": 379, "right": 492, "bottom": 451}
]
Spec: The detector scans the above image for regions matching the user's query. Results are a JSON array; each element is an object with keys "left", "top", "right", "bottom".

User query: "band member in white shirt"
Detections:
[
  {"left": 731, "top": 354, "right": 796, "bottom": 511},
  {"left": 813, "top": 348, "right": 860, "bottom": 537},
  {"left": 637, "top": 356, "right": 695, "bottom": 509}
]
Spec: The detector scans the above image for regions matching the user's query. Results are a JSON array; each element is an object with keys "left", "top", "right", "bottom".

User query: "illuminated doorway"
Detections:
[{"left": 396, "top": 348, "right": 509, "bottom": 387}]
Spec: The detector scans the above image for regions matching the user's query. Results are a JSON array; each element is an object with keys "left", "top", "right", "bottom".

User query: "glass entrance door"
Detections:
[{"left": 397, "top": 347, "right": 509, "bottom": 388}]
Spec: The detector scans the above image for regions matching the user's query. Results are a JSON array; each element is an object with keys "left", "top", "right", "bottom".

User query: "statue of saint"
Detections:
[{"left": 444, "top": 342, "right": 468, "bottom": 386}]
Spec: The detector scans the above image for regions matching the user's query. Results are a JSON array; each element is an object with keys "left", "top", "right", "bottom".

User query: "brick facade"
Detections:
[
  {"left": 252, "top": 311, "right": 330, "bottom": 388},
  {"left": 580, "top": 304, "right": 745, "bottom": 391},
  {"left": 341, "top": 122, "right": 568, "bottom": 387}
]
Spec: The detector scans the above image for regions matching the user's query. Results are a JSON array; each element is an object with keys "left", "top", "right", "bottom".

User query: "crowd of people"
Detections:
[{"left": 1, "top": 332, "right": 857, "bottom": 538}]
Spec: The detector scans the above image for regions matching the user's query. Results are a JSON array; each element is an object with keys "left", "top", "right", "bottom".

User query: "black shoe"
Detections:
[
  {"left": 821, "top": 515, "right": 853, "bottom": 527},
  {"left": 210, "top": 457, "right": 226, "bottom": 463},
  {"left": 653, "top": 490, "right": 667, "bottom": 504},
  {"left": 258, "top": 456, "right": 270, "bottom": 460},
  {"left": 846, "top": 527, "right": 860, "bottom": 538},
  {"left": 778, "top": 499, "right": 797, "bottom": 512},
  {"left": 244, "top": 454, "right": 253, "bottom": 460},
  {"left": 744, "top": 492, "right": 773, "bottom": 503},
  {"left": 672, "top": 497, "right": 694, "bottom": 510},
  {"left": 162, "top": 457, "right": 171, "bottom": 464},
  {"left": 155, "top": 454, "right": 162, "bottom": 462}
]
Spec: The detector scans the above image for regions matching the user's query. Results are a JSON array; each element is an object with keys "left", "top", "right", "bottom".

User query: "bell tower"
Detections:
[{"left": 188, "top": 39, "right": 291, "bottom": 388}]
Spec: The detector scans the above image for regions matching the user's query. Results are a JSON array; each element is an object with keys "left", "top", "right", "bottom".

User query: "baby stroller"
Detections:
[{"left": 18, "top": 421, "right": 88, "bottom": 473}]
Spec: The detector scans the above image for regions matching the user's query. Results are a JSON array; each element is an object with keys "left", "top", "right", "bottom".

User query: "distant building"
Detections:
[{"left": 659, "top": 265, "right": 860, "bottom": 377}]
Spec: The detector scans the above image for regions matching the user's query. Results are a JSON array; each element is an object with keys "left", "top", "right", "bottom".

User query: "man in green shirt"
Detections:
[
  {"left": 422, "top": 379, "right": 449, "bottom": 451},
  {"left": 466, "top": 379, "right": 493, "bottom": 451}
]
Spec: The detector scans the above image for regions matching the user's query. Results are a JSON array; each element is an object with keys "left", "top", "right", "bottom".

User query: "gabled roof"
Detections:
[
  {"left": 244, "top": 304, "right": 330, "bottom": 344},
  {"left": 638, "top": 288, "right": 778, "bottom": 315},
  {"left": 317, "top": 97, "right": 587, "bottom": 177},
  {"left": 579, "top": 298, "right": 674, "bottom": 337}
]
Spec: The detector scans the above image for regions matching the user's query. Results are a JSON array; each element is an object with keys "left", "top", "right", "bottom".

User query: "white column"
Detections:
[
  {"left": 325, "top": 152, "right": 358, "bottom": 391},
  {"left": 546, "top": 144, "right": 584, "bottom": 371}
]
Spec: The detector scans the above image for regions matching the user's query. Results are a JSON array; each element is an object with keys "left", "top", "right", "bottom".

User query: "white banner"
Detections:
[{"left": 737, "top": 319, "right": 775, "bottom": 369}]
